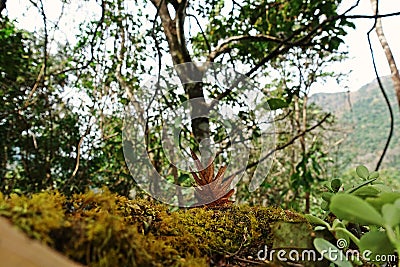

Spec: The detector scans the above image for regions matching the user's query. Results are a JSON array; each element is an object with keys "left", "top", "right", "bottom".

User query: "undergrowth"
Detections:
[{"left": 0, "top": 189, "right": 305, "bottom": 267}]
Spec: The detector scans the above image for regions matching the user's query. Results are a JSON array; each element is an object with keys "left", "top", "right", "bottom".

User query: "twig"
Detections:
[
  {"left": 51, "top": 0, "right": 105, "bottom": 77},
  {"left": 208, "top": 34, "right": 285, "bottom": 62},
  {"left": 232, "top": 256, "right": 266, "bottom": 265},
  {"left": 115, "top": 6, "right": 145, "bottom": 127},
  {"left": 187, "top": 13, "right": 211, "bottom": 55},
  {"left": 231, "top": 113, "right": 331, "bottom": 177},
  {"left": 345, "top": 11, "right": 400, "bottom": 19},
  {"left": 63, "top": 121, "right": 94, "bottom": 190},
  {"left": 210, "top": 0, "right": 363, "bottom": 105}
]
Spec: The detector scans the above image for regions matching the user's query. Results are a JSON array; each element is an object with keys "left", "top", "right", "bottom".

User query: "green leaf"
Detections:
[
  {"left": 395, "top": 198, "right": 400, "bottom": 208},
  {"left": 266, "top": 98, "right": 288, "bottom": 110},
  {"left": 313, "top": 238, "right": 352, "bottom": 267},
  {"left": 331, "top": 178, "right": 342, "bottom": 192},
  {"left": 304, "top": 214, "right": 330, "bottom": 228},
  {"left": 368, "top": 183, "right": 392, "bottom": 193},
  {"left": 321, "top": 201, "right": 330, "bottom": 211},
  {"left": 178, "top": 173, "right": 190, "bottom": 184},
  {"left": 332, "top": 219, "right": 346, "bottom": 230},
  {"left": 330, "top": 194, "right": 384, "bottom": 226},
  {"left": 369, "top": 171, "right": 379, "bottom": 179},
  {"left": 381, "top": 203, "right": 400, "bottom": 227},
  {"left": 178, "top": 94, "right": 187, "bottom": 103},
  {"left": 359, "top": 231, "right": 395, "bottom": 263},
  {"left": 356, "top": 165, "right": 369, "bottom": 179},
  {"left": 352, "top": 186, "right": 380, "bottom": 198},
  {"left": 366, "top": 192, "right": 400, "bottom": 211},
  {"left": 334, "top": 229, "right": 350, "bottom": 249},
  {"left": 322, "top": 192, "right": 334, "bottom": 202},
  {"left": 345, "top": 178, "right": 378, "bottom": 194}
]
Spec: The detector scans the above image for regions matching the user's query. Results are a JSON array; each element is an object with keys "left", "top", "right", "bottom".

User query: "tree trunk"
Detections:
[
  {"left": 370, "top": 0, "right": 400, "bottom": 112},
  {"left": 150, "top": 0, "right": 210, "bottom": 145},
  {"left": 0, "top": 0, "right": 6, "bottom": 17}
]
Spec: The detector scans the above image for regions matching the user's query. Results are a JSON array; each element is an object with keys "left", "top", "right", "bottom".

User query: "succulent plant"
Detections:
[{"left": 190, "top": 150, "right": 235, "bottom": 208}]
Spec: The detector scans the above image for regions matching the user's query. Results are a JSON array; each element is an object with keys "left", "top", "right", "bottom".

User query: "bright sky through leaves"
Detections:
[{"left": 5, "top": 0, "right": 400, "bottom": 94}]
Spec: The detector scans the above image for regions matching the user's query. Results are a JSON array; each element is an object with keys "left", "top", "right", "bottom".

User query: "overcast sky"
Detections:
[
  {"left": 311, "top": 0, "right": 400, "bottom": 94},
  {"left": 6, "top": 0, "right": 400, "bottom": 95}
]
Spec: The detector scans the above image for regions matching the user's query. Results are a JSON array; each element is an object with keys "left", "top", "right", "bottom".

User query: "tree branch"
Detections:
[
  {"left": 367, "top": 0, "right": 394, "bottom": 171},
  {"left": 344, "top": 11, "right": 400, "bottom": 19},
  {"left": 50, "top": 0, "right": 105, "bottom": 77},
  {"left": 211, "top": 0, "right": 363, "bottom": 105},
  {"left": 115, "top": 6, "right": 145, "bottom": 127},
  {"left": 187, "top": 13, "right": 211, "bottom": 55},
  {"left": 233, "top": 113, "right": 331, "bottom": 176},
  {"left": 150, "top": 0, "right": 191, "bottom": 64},
  {"left": 208, "top": 34, "right": 285, "bottom": 62},
  {"left": 64, "top": 121, "right": 94, "bottom": 190}
]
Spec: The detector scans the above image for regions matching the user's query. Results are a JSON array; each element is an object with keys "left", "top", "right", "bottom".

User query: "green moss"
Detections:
[
  {"left": 0, "top": 188, "right": 308, "bottom": 267},
  {"left": 0, "top": 191, "right": 65, "bottom": 244}
]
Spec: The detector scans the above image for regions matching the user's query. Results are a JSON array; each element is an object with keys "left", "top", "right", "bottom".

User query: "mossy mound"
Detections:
[{"left": 0, "top": 189, "right": 313, "bottom": 267}]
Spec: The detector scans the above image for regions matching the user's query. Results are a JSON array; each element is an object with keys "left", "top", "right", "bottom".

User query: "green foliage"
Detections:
[
  {"left": 0, "top": 19, "right": 31, "bottom": 81},
  {"left": 319, "top": 165, "right": 381, "bottom": 211},
  {"left": 1, "top": 0, "right": 357, "bottom": 204},
  {"left": 266, "top": 98, "right": 289, "bottom": 110},
  {"left": 0, "top": 18, "right": 85, "bottom": 194},
  {"left": 330, "top": 194, "right": 384, "bottom": 226},
  {"left": 193, "top": 0, "right": 354, "bottom": 65},
  {"left": 0, "top": 16, "right": 140, "bottom": 196},
  {"left": 310, "top": 76, "right": 400, "bottom": 172},
  {"left": 306, "top": 165, "right": 400, "bottom": 266},
  {"left": 313, "top": 238, "right": 352, "bottom": 267},
  {"left": 0, "top": 189, "right": 307, "bottom": 267}
]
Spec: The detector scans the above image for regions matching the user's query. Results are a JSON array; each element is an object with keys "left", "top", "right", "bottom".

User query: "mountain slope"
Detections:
[{"left": 310, "top": 76, "right": 400, "bottom": 170}]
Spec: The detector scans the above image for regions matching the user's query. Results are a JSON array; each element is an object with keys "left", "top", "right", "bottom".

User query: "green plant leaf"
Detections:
[
  {"left": 330, "top": 194, "right": 384, "bottom": 226},
  {"left": 395, "top": 198, "right": 400, "bottom": 208},
  {"left": 266, "top": 98, "right": 289, "bottom": 110},
  {"left": 321, "top": 201, "right": 329, "bottom": 211},
  {"left": 366, "top": 192, "right": 400, "bottom": 211},
  {"left": 369, "top": 171, "right": 379, "bottom": 179},
  {"left": 178, "top": 173, "right": 190, "bottom": 184},
  {"left": 359, "top": 231, "right": 395, "bottom": 263},
  {"left": 331, "top": 178, "right": 342, "bottom": 192},
  {"left": 352, "top": 186, "right": 380, "bottom": 198},
  {"left": 381, "top": 203, "right": 400, "bottom": 227},
  {"left": 313, "top": 238, "right": 352, "bottom": 267},
  {"left": 322, "top": 192, "right": 334, "bottom": 202},
  {"left": 367, "top": 183, "right": 392, "bottom": 193},
  {"left": 345, "top": 178, "right": 378, "bottom": 194},
  {"left": 332, "top": 219, "right": 346, "bottom": 230},
  {"left": 356, "top": 165, "right": 369, "bottom": 179},
  {"left": 304, "top": 214, "right": 330, "bottom": 228}
]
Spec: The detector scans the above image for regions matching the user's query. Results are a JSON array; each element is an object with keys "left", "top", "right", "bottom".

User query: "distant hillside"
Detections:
[{"left": 310, "top": 76, "right": 400, "bottom": 171}]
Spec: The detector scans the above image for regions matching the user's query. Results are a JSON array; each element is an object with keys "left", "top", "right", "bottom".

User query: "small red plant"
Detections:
[{"left": 190, "top": 150, "right": 235, "bottom": 208}]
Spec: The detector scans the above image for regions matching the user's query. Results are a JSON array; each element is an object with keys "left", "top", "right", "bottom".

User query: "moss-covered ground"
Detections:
[{"left": 0, "top": 189, "right": 315, "bottom": 267}]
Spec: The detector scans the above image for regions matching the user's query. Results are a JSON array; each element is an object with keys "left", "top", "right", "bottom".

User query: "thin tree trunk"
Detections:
[
  {"left": 302, "top": 96, "right": 310, "bottom": 214},
  {"left": 371, "top": 0, "right": 400, "bottom": 111},
  {"left": 150, "top": 0, "right": 210, "bottom": 145}
]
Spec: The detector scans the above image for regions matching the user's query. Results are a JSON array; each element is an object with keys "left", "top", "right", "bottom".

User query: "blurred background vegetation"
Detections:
[{"left": 0, "top": 0, "right": 399, "bottom": 216}]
